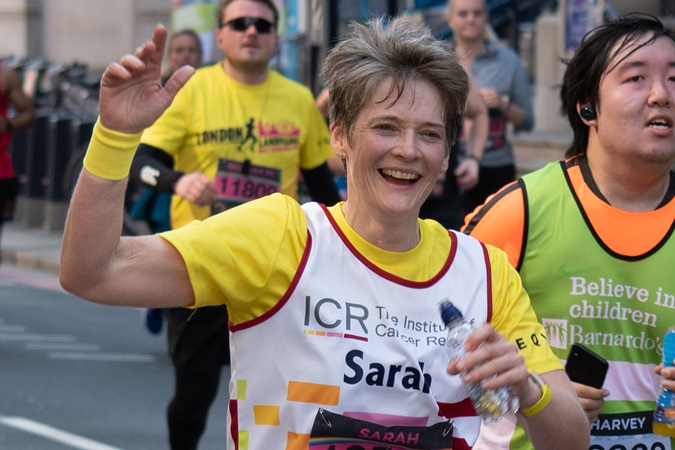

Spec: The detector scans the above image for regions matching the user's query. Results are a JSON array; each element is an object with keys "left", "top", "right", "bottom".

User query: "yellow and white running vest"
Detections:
[{"left": 227, "top": 202, "right": 493, "bottom": 449}]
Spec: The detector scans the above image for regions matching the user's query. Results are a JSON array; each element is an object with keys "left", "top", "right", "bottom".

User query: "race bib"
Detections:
[
  {"left": 485, "top": 112, "right": 506, "bottom": 153},
  {"left": 309, "top": 408, "right": 453, "bottom": 450},
  {"left": 589, "top": 433, "right": 671, "bottom": 450},
  {"left": 211, "top": 158, "right": 281, "bottom": 215},
  {"left": 590, "top": 411, "right": 672, "bottom": 450}
]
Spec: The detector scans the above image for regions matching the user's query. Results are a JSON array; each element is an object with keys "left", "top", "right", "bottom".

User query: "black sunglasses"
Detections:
[{"left": 222, "top": 17, "right": 274, "bottom": 34}]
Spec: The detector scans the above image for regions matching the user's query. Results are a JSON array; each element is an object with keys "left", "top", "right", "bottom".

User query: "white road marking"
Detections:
[
  {"left": 0, "top": 416, "right": 124, "bottom": 450},
  {"left": 0, "top": 333, "right": 75, "bottom": 342},
  {"left": 48, "top": 352, "right": 156, "bottom": 362},
  {"left": 26, "top": 342, "right": 100, "bottom": 351},
  {"left": 0, "top": 324, "right": 26, "bottom": 332}
]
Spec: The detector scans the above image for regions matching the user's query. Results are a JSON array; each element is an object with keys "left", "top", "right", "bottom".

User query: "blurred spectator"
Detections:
[
  {"left": 445, "top": 0, "right": 533, "bottom": 210},
  {"left": 163, "top": 28, "right": 204, "bottom": 83},
  {"left": 0, "top": 62, "right": 35, "bottom": 264}
]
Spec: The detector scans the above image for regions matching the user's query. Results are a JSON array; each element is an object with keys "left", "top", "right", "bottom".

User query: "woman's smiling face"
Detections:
[{"left": 331, "top": 77, "right": 448, "bottom": 220}]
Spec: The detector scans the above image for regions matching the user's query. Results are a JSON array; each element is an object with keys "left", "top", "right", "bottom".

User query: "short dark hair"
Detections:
[
  {"left": 218, "top": 0, "right": 279, "bottom": 30},
  {"left": 561, "top": 13, "right": 675, "bottom": 157}
]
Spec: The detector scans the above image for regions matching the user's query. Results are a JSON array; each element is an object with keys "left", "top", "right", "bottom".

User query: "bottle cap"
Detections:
[
  {"left": 664, "top": 330, "right": 675, "bottom": 367},
  {"left": 439, "top": 299, "right": 464, "bottom": 325}
]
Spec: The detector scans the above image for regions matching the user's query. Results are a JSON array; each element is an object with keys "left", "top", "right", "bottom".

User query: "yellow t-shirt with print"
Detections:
[
  {"left": 160, "top": 193, "right": 562, "bottom": 376},
  {"left": 141, "top": 64, "right": 333, "bottom": 229}
]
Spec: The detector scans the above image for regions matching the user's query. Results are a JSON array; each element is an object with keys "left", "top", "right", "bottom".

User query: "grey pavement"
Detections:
[{"left": 1, "top": 221, "right": 62, "bottom": 275}]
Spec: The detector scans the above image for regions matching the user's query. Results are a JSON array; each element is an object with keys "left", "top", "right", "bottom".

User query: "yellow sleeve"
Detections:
[
  {"left": 158, "top": 193, "right": 308, "bottom": 325},
  {"left": 298, "top": 90, "right": 334, "bottom": 169},
  {"left": 487, "top": 244, "right": 563, "bottom": 374},
  {"left": 140, "top": 80, "right": 191, "bottom": 155}
]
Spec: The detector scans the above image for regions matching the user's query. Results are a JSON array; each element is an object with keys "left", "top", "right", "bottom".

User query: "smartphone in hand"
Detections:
[{"left": 565, "top": 343, "right": 609, "bottom": 389}]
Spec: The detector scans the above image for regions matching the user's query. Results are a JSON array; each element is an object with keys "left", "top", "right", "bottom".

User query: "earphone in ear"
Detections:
[{"left": 580, "top": 105, "right": 596, "bottom": 120}]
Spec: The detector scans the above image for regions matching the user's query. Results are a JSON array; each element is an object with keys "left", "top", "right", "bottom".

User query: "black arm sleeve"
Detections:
[
  {"left": 300, "top": 162, "right": 341, "bottom": 206},
  {"left": 130, "top": 144, "right": 184, "bottom": 193}
]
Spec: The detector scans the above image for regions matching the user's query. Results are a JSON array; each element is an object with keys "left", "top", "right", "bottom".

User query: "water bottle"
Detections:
[
  {"left": 439, "top": 298, "right": 519, "bottom": 423},
  {"left": 653, "top": 330, "right": 675, "bottom": 437}
]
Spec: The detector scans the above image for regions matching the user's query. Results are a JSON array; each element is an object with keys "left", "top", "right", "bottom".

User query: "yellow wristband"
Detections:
[
  {"left": 520, "top": 383, "right": 552, "bottom": 417},
  {"left": 82, "top": 118, "right": 143, "bottom": 180}
]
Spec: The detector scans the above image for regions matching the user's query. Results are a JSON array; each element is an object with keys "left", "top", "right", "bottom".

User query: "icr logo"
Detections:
[
  {"left": 542, "top": 318, "right": 568, "bottom": 349},
  {"left": 304, "top": 296, "right": 369, "bottom": 334}
]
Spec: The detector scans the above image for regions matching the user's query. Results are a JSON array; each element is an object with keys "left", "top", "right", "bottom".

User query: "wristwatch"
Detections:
[
  {"left": 500, "top": 94, "right": 511, "bottom": 114},
  {"left": 520, "top": 371, "right": 552, "bottom": 417}
]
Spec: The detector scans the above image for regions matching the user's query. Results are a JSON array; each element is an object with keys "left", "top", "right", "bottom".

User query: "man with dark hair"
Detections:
[{"left": 464, "top": 13, "right": 675, "bottom": 449}]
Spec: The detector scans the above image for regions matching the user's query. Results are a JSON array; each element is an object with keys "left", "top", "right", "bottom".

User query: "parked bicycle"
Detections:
[{"left": 17, "top": 58, "right": 151, "bottom": 236}]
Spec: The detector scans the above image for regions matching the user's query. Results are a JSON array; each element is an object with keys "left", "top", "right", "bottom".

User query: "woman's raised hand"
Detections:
[{"left": 98, "top": 24, "right": 195, "bottom": 134}]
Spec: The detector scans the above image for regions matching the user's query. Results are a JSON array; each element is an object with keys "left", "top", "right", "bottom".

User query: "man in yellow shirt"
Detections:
[{"left": 129, "top": 1, "right": 338, "bottom": 448}]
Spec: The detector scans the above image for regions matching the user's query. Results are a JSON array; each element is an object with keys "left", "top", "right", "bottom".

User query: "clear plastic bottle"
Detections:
[
  {"left": 439, "top": 298, "right": 519, "bottom": 424},
  {"left": 653, "top": 330, "right": 675, "bottom": 437}
]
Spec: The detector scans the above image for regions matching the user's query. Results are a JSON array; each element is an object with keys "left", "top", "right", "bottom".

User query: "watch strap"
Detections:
[{"left": 520, "top": 371, "right": 553, "bottom": 417}]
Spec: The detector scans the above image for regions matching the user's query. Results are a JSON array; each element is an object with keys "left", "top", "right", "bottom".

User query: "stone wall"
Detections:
[{"left": 0, "top": 0, "right": 170, "bottom": 72}]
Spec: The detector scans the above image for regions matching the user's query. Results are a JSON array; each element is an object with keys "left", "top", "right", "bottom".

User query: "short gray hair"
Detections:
[{"left": 321, "top": 17, "right": 468, "bottom": 155}]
